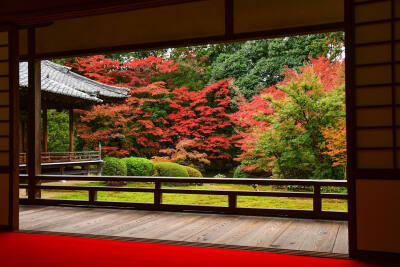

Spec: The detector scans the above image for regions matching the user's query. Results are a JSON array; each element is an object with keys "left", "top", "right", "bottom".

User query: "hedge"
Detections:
[
  {"left": 102, "top": 157, "right": 127, "bottom": 186},
  {"left": 123, "top": 157, "right": 154, "bottom": 176},
  {"left": 153, "top": 162, "right": 189, "bottom": 177},
  {"left": 102, "top": 157, "right": 127, "bottom": 176},
  {"left": 185, "top": 166, "right": 202, "bottom": 177}
]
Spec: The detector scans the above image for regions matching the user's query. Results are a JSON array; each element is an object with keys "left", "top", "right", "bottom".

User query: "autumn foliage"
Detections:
[
  {"left": 69, "top": 55, "right": 346, "bottom": 179},
  {"left": 68, "top": 55, "right": 177, "bottom": 157},
  {"left": 151, "top": 139, "right": 210, "bottom": 170},
  {"left": 231, "top": 57, "right": 345, "bottom": 178},
  {"left": 168, "top": 80, "right": 237, "bottom": 160},
  {"left": 322, "top": 118, "right": 347, "bottom": 168},
  {"left": 230, "top": 86, "right": 285, "bottom": 162}
]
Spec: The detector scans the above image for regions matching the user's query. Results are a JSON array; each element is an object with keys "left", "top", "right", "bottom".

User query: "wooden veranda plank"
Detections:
[
  {"left": 19, "top": 205, "right": 349, "bottom": 255},
  {"left": 333, "top": 222, "right": 349, "bottom": 254}
]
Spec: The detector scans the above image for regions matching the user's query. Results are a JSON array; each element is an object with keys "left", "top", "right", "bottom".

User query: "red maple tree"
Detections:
[
  {"left": 231, "top": 86, "right": 286, "bottom": 162},
  {"left": 168, "top": 79, "right": 237, "bottom": 160},
  {"left": 68, "top": 55, "right": 178, "bottom": 157}
]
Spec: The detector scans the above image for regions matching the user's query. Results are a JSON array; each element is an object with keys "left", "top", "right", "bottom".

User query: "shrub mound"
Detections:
[
  {"left": 185, "top": 166, "right": 202, "bottom": 177},
  {"left": 153, "top": 162, "right": 189, "bottom": 177},
  {"left": 102, "top": 157, "right": 127, "bottom": 176},
  {"left": 102, "top": 157, "right": 127, "bottom": 186},
  {"left": 123, "top": 157, "right": 154, "bottom": 176}
]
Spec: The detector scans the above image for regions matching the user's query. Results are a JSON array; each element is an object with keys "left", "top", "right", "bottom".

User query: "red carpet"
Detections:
[{"left": 0, "top": 233, "right": 395, "bottom": 267}]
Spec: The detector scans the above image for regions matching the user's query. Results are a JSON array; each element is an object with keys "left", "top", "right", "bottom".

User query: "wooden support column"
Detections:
[
  {"left": 69, "top": 108, "right": 74, "bottom": 153},
  {"left": 42, "top": 106, "right": 47, "bottom": 153},
  {"left": 19, "top": 120, "right": 23, "bottom": 153},
  {"left": 21, "top": 119, "right": 27, "bottom": 153},
  {"left": 27, "top": 28, "right": 41, "bottom": 200}
]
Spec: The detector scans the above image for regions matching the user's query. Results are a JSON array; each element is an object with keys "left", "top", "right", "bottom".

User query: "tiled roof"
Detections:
[{"left": 19, "top": 60, "right": 130, "bottom": 104}]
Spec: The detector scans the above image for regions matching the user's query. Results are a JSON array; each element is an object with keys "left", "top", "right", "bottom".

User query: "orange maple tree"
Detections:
[{"left": 322, "top": 117, "right": 347, "bottom": 169}]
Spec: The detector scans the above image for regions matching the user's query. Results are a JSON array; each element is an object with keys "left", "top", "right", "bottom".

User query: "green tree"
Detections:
[
  {"left": 153, "top": 50, "right": 209, "bottom": 91},
  {"left": 153, "top": 43, "right": 244, "bottom": 91},
  {"left": 241, "top": 57, "right": 345, "bottom": 180},
  {"left": 46, "top": 109, "right": 74, "bottom": 152},
  {"left": 210, "top": 33, "right": 344, "bottom": 99}
]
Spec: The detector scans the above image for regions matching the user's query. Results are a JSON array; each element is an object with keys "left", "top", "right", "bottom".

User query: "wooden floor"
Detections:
[{"left": 19, "top": 205, "right": 348, "bottom": 256}]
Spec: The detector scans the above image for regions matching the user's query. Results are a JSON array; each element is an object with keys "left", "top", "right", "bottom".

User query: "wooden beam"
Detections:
[
  {"left": 27, "top": 27, "right": 41, "bottom": 200},
  {"left": 69, "top": 108, "right": 74, "bottom": 153},
  {"left": 21, "top": 22, "right": 344, "bottom": 60},
  {"left": 225, "top": 0, "right": 233, "bottom": 39},
  {"left": 42, "top": 106, "right": 47, "bottom": 153},
  {"left": 1, "top": 0, "right": 202, "bottom": 25}
]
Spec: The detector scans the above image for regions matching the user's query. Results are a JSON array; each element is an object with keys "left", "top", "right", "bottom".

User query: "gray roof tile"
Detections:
[{"left": 19, "top": 60, "right": 130, "bottom": 104}]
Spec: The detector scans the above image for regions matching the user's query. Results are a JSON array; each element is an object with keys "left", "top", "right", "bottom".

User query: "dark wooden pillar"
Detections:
[
  {"left": 69, "top": 108, "right": 74, "bottom": 153},
  {"left": 21, "top": 119, "right": 27, "bottom": 153},
  {"left": 19, "top": 120, "right": 23, "bottom": 153},
  {"left": 42, "top": 106, "right": 47, "bottom": 153},
  {"left": 8, "top": 28, "right": 21, "bottom": 231},
  {"left": 27, "top": 28, "right": 41, "bottom": 200}
]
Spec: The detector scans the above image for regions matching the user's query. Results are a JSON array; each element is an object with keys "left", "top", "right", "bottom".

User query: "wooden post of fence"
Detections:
[
  {"left": 228, "top": 194, "right": 237, "bottom": 210},
  {"left": 89, "top": 189, "right": 97, "bottom": 204},
  {"left": 97, "top": 163, "right": 102, "bottom": 176},
  {"left": 154, "top": 181, "right": 162, "bottom": 207},
  {"left": 313, "top": 185, "right": 322, "bottom": 214},
  {"left": 84, "top": 164, "right": 90, "bottom": 176}
]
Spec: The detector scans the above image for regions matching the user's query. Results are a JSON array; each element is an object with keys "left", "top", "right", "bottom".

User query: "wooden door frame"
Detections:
[
  {"left": 344, "top": 0, "right": 356, "bottom": 258},
  {"left": 0, "top": 26, "right": 20, "bottom": 232}
]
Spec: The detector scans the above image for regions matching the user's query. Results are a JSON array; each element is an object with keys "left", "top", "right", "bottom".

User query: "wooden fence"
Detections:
[
  {"left": 19, "top": 151, "right": 101, "bottom": 164},
  {"left": 19, "top": 175, "right": 348, "bottom": 220}
]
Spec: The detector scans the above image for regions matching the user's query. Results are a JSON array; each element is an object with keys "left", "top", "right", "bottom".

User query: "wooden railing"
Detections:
[
  {"left": 19, "top": 151, "right": 101, "bottom": 164},
  {"left": 19, "top": 175, "right": 348, "bottom": 220}
]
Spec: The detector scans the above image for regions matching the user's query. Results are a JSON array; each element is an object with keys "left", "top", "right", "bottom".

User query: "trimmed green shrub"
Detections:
[
  {"left": 185, "top": 166, "right": 202, "bottom": 177},
  {"left": 214, "top": 173, "right": 226, "bottom": 178},
  {"left": 123, "top": 157, "right": 154, "bottom": 176},
  {"left": 102, "top": 157, "right": 127, "bottom": 186},
  {"left": 102, "top": 157, "right": 127, "bottom": 176},
  {"left": 153, "top": 162, "right": 189, "bottom": 177}
]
